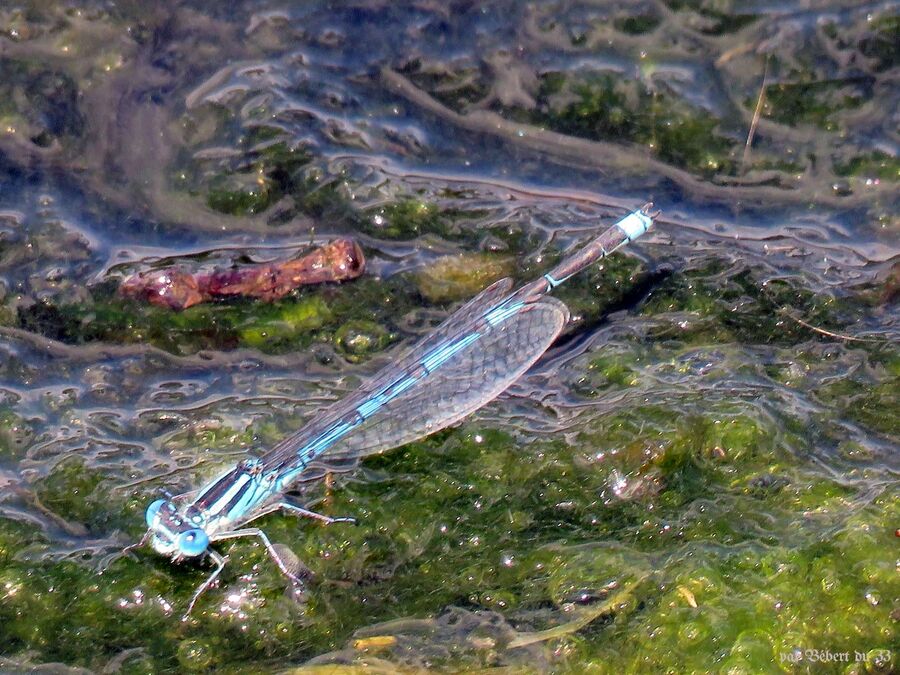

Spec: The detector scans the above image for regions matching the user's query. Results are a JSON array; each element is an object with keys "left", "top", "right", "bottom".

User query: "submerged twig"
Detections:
[
  {"left": 508, "top": 575, "right": 647, "bottom": 648},
  {"left": 120, "top": 238, "right": 365, "bottom": 310},
  {"left": 779, "top": 308, "right": 884, "bottom": 344},
  {"left": 742, "top": 55, "right": 770, "bottom": 172}
]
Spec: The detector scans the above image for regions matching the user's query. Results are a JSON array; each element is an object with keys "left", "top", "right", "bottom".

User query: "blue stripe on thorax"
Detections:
[
  {"left": 205, "top": 473, "right": 250, "bottom": 516},
  {"left": 225, "top": 477, "right": 267, "bottom": 521}
]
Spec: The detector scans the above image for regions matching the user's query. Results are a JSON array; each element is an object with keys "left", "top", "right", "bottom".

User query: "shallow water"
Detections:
[{"left": 0, "top": 1, "right": 897, "bottom": 673}]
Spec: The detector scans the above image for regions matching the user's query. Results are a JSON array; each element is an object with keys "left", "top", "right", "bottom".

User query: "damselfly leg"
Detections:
[
  {"left": 122, "top": 530, "right": 151, "bottom": 556},
  {"left": 184, "top": 549, "right": 227, "bottom": 620},
  {"left": 182, "top": 505, "right": 353, "bottom": 616},
  {"left": 211, "top": 527, "right": 308, "bottom": 586},
  {"left": 98, "top": 530, "right": 151, "bottom": 573},
  {"left": 245, "top": 500, "right": 357, "bottom": 526}
]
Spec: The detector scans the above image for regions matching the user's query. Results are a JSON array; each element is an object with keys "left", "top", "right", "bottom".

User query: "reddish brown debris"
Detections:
[{"left": 120, "top": 238, "right": 365, "bottom": 310}]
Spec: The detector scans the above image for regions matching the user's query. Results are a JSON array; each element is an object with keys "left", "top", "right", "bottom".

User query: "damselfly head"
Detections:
[{"left": 144, "top": 498, "right": 209, "bottom": 558}]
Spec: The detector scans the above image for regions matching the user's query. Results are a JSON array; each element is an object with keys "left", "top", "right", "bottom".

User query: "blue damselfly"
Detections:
[{"left": 136, "top": 204, "right": 656, "bottom": 616}]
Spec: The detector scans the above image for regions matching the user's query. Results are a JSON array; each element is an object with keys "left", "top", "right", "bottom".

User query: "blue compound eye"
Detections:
[
  {"left": 176, "top": 529, "right": 209, "bottom": 557},
  {"left": 145, "top": 499, "right": 167, "bottom": 527}
]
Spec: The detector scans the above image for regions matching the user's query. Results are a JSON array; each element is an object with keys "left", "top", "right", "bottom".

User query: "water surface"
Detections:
[{"left": 0, "top": 1, "right": 897, "bottom": 672}]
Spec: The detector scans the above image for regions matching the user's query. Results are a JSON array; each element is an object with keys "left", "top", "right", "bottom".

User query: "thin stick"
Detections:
[
  {"left": 780, "top": 308, "right": 884, "bottom": 343},
  {"left": 508, "top": 575, "right": 646, "bottom": 648},
  {"left": 742, "top": 55, "right": 770, "bottom": 172}
]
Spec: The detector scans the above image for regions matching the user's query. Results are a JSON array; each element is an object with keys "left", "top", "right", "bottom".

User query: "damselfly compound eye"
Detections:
[
  {"left": 145, "top": 499, "right": 167, "bottom": 527},
  {"left": 176, "top": 529, "right": 209, "bottom": 557}
]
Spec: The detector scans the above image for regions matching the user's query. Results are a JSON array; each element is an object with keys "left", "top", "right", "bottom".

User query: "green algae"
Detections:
[
  {"left": 0, "top": 367, "right": 897, "bottom": 672},
  {"left": 552, "top": 76, "right": 633, "bottom": 141},
  {"left": 834, "top": 151, "right": 900, "bottom": 182},
  {"left": 613, "top": 15, "right": 662, "bottom": 36},
  {"left": 641, "top": 263, "right": 854, "bottom": 347},
  {"left": 0, "top": 4, "right": 898, "bottom": 674},
  {"left": 584, "top": 354, "right": 639, "bottom": 391},
  {"left": 240, "top": 296, "right": 333, "bottom": 349},
  {"left": 14, "top": 275, "right": 418, "bottom": 357},
  {"left": 334, "top": 320, "right": 392, "bottom": 361},
  {"left": 550, "top": 253, "right": 644, "bottom": 324},
  {"left": 816, "top": 377, "right": 899, "bottom": 437},
  {"left": 663, "top": 1, "right": 759, "bottom": 34},
  {"left": 206, "top": 170, "right": 279, "bottom": 216},
  {"left": 6, "top": 241, "right": 895, "bottom": 664},
  {"left": 179, "top": 120, "right": 323, "bottom": 222},
  {"left": 532, "top": 74, "right": 737, "bottom": 176},
  {"left": 10, "top": 206, "right": 536, "bottom": 357},
  {"left": 360, "top": 199, "right": 493, "bottom": 243},
  {"left": 33, "top": 457, "right": 113, "bottom": 529},
  {"left": 415, "top": 253, "right": 513, "bottom": 303},
  {"left": 281, "top": 398, "right": 895, "bottom": 671},
  {"left": 162, "top": 421, "right": 257, "bottom": 457},
  {"left": 0, "top": 408, "right": 33, "bottom": 461},
  {"left": 757, "top": 80, "right": 868, "bottom": 131},
  {"left": 364, "top": 200, "right": 446, "bottom": 240},
  {"left": 858, "top": 15, "right": 900, "bottom": 72}
]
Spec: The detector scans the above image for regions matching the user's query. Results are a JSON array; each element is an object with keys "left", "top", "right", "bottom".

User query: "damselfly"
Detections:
[{"left": 136, "top": 204, "right": 656, "bottom": 617}]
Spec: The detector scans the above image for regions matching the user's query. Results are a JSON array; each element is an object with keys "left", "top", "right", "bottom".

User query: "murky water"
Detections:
[{"left": 0, "top": 1, "right": 897, "bottom": 673}]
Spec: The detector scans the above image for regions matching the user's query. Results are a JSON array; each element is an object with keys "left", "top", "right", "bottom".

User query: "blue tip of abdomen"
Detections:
[{"left": 616, "top": 209, "right": 653, "bottom": 242}]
